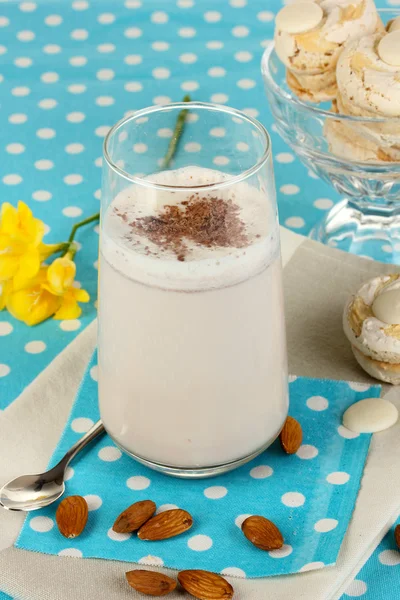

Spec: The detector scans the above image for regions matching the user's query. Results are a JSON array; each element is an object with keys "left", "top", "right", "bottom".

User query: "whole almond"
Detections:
[
  {"left": 56, "top": 495, "right": 88, "bottom": 539},
  {"left": 113, "top": 500, "right": 156, "bottom": 533},
  {"left": 126, "top": 570, "right": 177, "bottom": 597},
  {"left": 178, "top": 570, "right": 233, "bottom": 600},
  {"left": 241, "top": 515, "right": 283, "bottom": 551},
  {"left": 279, "top": 416, "right": 302, "bottom": 455},
  {"left": 395, "top": 524, "right": 400, "bottom": 550},
  {"left": 138, "top": 509, "right": 193, "bottom": 541}
]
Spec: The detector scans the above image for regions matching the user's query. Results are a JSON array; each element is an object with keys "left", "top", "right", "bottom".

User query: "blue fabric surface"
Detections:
[{"left": 16, "top": 351, "right": 380, "bottom": 578}]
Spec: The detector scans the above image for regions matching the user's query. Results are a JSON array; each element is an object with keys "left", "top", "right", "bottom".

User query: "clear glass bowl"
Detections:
[{"left": 261, "top": 9, "right": 400, "bottom": 263}]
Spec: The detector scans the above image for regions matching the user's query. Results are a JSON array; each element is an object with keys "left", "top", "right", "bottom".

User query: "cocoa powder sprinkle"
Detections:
[{"left": 123, "top": 196, "right": 248, "bottom": 261}]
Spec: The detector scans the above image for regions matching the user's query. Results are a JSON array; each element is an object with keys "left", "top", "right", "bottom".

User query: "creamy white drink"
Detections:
[{"left": 98, "top": 166, "right": 288, "bottom": 470}]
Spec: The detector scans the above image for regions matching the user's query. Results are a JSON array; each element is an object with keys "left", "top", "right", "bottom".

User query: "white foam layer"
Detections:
[{"left": 101, "top": 166, "right": 279, "bottom": 291}]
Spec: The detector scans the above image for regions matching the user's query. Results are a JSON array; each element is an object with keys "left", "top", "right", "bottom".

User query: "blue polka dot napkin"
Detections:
[{"left": 15, "top": 352, "right": 380, "bottom": 578}]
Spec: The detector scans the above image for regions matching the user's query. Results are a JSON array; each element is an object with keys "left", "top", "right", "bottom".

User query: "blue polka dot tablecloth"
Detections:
[{"left": 15, "top": 351, "right": 380, "bottom": 578}]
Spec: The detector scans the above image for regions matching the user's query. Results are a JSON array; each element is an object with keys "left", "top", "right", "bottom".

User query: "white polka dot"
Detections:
[
  {"left": 98, "top": 43, "right": 115, "bottom": 53},
  {"left": 30, "top": 516, "right": 54, "bottom": 532},
  {"left": 181, "top": 80, "right": 199, "bottom": 91},
  {"left": 0, "top": 322, "right": 13, "bottom": 336},
  {"left": 19, "top": 2, "right": 37, "bottom": 12},
  {"left": 36, "top": 128, "right": 56, "bottom": 140},
  {"left": 188, "top": 535, "right": 213, "bottom": 551},
  {"left": 156, "top": 504, "right": 179, "bottom": 514},
  {"left": 234, "top": 514, "right": 252, "bottom": 528},
  {"left": 179, "top": 27, "right": 196, "bottom": 38},
  {"left": 68, "top": 84, "right": 87, "bottom": 95},
  {"left": 125, "top": 0, "right": 142, "bottom": 6},
  {"left": 71, "top": 417, "right": 94, "bottom": 433},
  {"left": 153, "top": 95, "right": 172, "bottom": 105},
  {"left": 62, "top": 206, "right": 83, "bottom": 218},
  {"left": 84, "top": 495, "right": 102, "bottom": 511},
  {"left": 242, "top": 108, "right": 259, "bottom": 118},
  {"left": 180, "top": 52, "right": 197, "bottom": 64},
  {"left": 67, "top": 112, "right": 86, "bottom": 125},
  {"left": 184, "top": 142, "right": 201, "bottom": 153},
  {"left": 281, "top": 184, "right": 300, "bottom": 195},
  {"left": 60, "top": 319, "right": 81, "bottom": 331},
  {"left": 348, "top": 382, "right": 371, "bottom": 392},
  {"left": 25, "top": 341, "right": 46, "bottom": 354},
  {"left": 177, "top": 0, "right": 194, "bottom": 6},
  {"left": 63, "top": 467, "right": 74, "bottom": 481},
  {"left": 206, "top": 40, "right": 224, "bottom": 50},
  {"left": 94, "top": 225, "right": 100, "bottom": 234},
  {"left": 257, "top": 10, "right": 274, "bottom": 22},
  {"left": 125, "top": 26, "right": 142, "bottom": 38},
  {"left": 127, "top": 476, "right": 151, "bottom": 490},
  {"left": 0, "top": 364, "right": 11, "bottom": 377},
  {"left": 71, "top": 29, "right": 88, "bottom": 40},
  {"left": 208, "top": 66, "right": 226, "bottom": 77},
  {"left": 296, "top": 445, "right": 318, "bottom": 460},
  {"left": 210, "top": 93, "right": 229, "bottom": 104},
  {"left": 289, "top": 375, "right": 297, "bottom": 383},
  {"left": 124, "top": 82, "right": 143, "bottom": 94},
  {"left": 281, "top": 492, "right": 305, "bottom": 507},
  {"left": 35, "top": 159, "right": 54, "bottom": 170},
  {"left": 32, "top": 190, "right": 52, "bottom": 202},
  {"left": 138, "top": 555, "right": 164, "bottom": 566},
  {"left": 234, "top": 51, "right": 253, "bottom": 62},
  {"left": 0, "top": 16, "right": 9, "bottom": 26},
  {"left": 152, "top": 67, "right": 170, "bottom": 79},
  {"left": 232, "top": 25, "right": 249, "bottom": 37},
  {"left": 151, "top": 41, "right": 169, "bottom": 51},
  {"left": 95, "top": 125, "right": 110, "bottom": 137},
  {"left": 45, "top": 14, "right": 62, "bottom": 26},
  {"left": 326, "top": 471, "right": 350, "bottom": 485},
  {"left": 378, "top": 549, "right": 400, "bottom": 565},
  {"left": 286, "top": 216, "right": 305, "bottom": 229},
  {"left": 268, "top": 544, "right": 293, "bottom": 558},
  {"left": 314, "top": 198, "right": 333, "bottom": 210},
  {"left": 90, "top": 365, "right": 98, "bottom": 381},
  {"left": 306, "top": 395, "right": 329, "bottom": 411},
  {"left": 230, "top": 0, "right": 247, "bottom": 5},
  {"left": 98, "top": 12, "right": 115, "bottom": 24},
  {"left": 308, "top": 169, "right": 319, "bottom": 179},
  {"left": 204, "top": 10, "right": 221, "bottom": 22},
  {"left": 97, "top": 69, "right": 114, "bottom": 81},
  {"left": 337, "top": 425, "right": 360, "bottom": 439},
  {"left": 43, "top": 44, "right": 61, "bottom": 54},
  {"left": 210, "top": 127, "right": 226, "bottom": 138},
  {"left": 95, "top": 157, "right": 103, "bottom": 168},
  {"left": 236, "top": 142, "right": 249, "bottom": 151},
  {"left": 151, "top": 11, "right": 168, "bottom": 23},
  {"left": 95, "top": 95, "right": 115, "bottom": 107},
  {"left": 58, "top": 548, "right": 83, "bottom": 557},
  {"left": 11, "top": 86, "right": 30, "bottom": 96},
  {"left": 41, "top": 72, "right": 59, "bottom": 83},
  {"left": 98, "top": 446, "right": 122, "bottom": 462},
  {"left": 65, "top": 143, "right": 84, "bottom": 154},
  {"left": 345, "top": 580, "right": 368, "bottom": 596},
  {"left": 14, "top": 57, "right": 33, "bottom": 67},
  {"left": 186, "top": 113, "right": 199, "bottom": 123},
  {"left": 17, "top": 30, "right": 35, "bottom": 41},
  {"left": 6, "top": 143, "right": 25, "bottom": 154},
  {"left": 221, "top": 567, "right": 246, "bottom": 578},
  {"left": 204, "top": 486, "right": 228, "bottom": 499},
  {"left": 382, "top": 245, "right": 393, "bottom": 254},
  {"left": 299, "top": 562, "right": 325, "bottom": 572},
  {"left": 107, "top": 527, "right": 131, "bottom": 542},
  {"left": 314, "top": 518, "right": 338, "bottom": 533},
  {"left": 237, "top": 79, "right": 256, "bottom": 89},
  {"left": 124, "top": 54, "right": 142, "bottom": 65},
  {"left": 69, "top": 56, "right": 87, "bottom": 67},
  {"left": 72, "top": 0, "right": 89, "bottom": 9},
  {"left": 213, "top": 156, "right": 230, "bottom": 166},
  {"left": 39, "top": 99, "right": 57, "bottom": 110},
  {"left": 157, "top": 128, "right": 173, "bottom": 138},
  {"left": 94, "top": 189, "right": 101, "bottom": 200},
  {"left": 276, "top": 152, "right": 294, "bottom": 164},
  {"left": 250, "top": 465, "right": 273, "bottom": 479},
  {"left": 3, "top": 174, "right": 22, "bottom": 185},
  {"left": 133, "top": 143, "right": 147, "bottom": 153}
]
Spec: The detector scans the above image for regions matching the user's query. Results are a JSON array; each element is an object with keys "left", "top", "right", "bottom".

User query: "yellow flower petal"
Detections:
[
  {"left": 0, "top": 280, "right": 12, "bottom": 311},
  {"left": 53, "top": 298, "right": 82, "bottom": 320},
  {"left": 47, "top": 256, "right": 76, "bottom": 295},
  {"left": 0, "top": 203, "right": 18, "bottom": 235},
  {"left": 74, "top": 288, "right": 90, "bottom": 303},
  {"left": 6, "top": 269, "right": 61, "bottom": 326},
  {"left": 13, "top": 248, "right": 41, "bottom": 289},
  {"left": 0, "top": 254, "right": 19, "bottom": 281}
]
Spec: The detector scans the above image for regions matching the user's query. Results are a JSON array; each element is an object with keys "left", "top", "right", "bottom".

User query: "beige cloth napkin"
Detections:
[{"left": 1, "top": 228, "right": 400, "bottom": 600}]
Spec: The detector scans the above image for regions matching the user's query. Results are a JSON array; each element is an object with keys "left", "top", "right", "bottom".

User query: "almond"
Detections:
[
  {"left": 113, "top": 500, "right": 156, "bottom": 533},
  {"left": 395, "top": 524, "right": 400, "bottom": 550},
  {"left": 279, "top": 416, "right": 302, "bottom": 455},
  {"left": 56, "top": 495, "right": 88, "bottom": 539},
  {"left": 126, "top": 570, "right": 176, "bottom": 597},
  {"left": 138, "top": 509, "right": 193, "bottom": 541},
  {"left": 241, "top": 515, "right": 283, "bottom": 551},
  {"left": 178, "top": 570, "right": 234, "bottom": 600}
]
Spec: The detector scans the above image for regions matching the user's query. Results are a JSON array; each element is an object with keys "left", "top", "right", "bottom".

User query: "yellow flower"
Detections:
[
  {"left": 6, "top": 268, "right": 61, "bottom": 326},
  {"left": 0, "top": 201, "right": 60, "bottom": 289},
  {"left": 44, "top": 254, "right": 90, "bottom": 320},
  {"left": 0, "top": 280, "right": 12, "bottom": 311}
]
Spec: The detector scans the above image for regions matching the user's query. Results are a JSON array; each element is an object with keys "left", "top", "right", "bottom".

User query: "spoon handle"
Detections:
[{"left": 58, "top": 420, "right": 105, "bottom": 471}]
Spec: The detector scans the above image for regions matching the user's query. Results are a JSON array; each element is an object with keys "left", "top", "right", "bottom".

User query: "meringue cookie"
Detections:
[
  {"left": 343, "top": 274, "right": 400, "bottom": 384},
  {"left": 274, "top": 0, "right": 383, "bottom": 103}
]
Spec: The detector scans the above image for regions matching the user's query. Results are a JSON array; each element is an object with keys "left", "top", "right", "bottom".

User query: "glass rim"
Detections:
[
  {"left": 261, "top": 8, "right": 400, "bottom": 125},
  {"left": 103, "top": 101, "right": 271, "bottom": 192}
]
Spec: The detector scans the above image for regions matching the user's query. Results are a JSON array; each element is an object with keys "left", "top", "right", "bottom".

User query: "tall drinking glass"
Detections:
[{"left": 99, "top": 102, "right": 288, "bottom": 478}]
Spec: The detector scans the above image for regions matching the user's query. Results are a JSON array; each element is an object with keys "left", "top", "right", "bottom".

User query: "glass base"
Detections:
[
  {"left": 107, "top": 420, "right": 286, "bottom": 479},
  {"left": 310, "top": 199, "right": 400, "bottom": 264}
]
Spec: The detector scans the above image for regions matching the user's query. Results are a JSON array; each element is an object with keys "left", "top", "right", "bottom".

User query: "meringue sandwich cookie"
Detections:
[
  {"left": 274, "top": 0, "right": 383, "bottom": 103},
  {"left": 326, "top": 30, "right": 400, "bottom": 162},
  {"left": 343, "top": 274, "right": 400, "bottom": 384}
]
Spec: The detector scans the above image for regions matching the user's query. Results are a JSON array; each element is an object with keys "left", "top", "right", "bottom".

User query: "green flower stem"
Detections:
[
  {"left": 65, "top": 212, "right": 100, "bottom": 258},
  {"left": 161, "top": 94, "right": 191, "bottom": 169}
]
